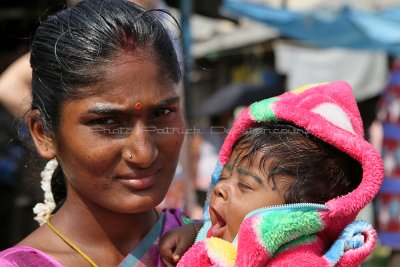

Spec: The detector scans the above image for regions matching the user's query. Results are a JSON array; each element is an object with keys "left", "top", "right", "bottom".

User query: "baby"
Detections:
[{"left": 161, "top": 81, "right": 383, "bottom": 266}]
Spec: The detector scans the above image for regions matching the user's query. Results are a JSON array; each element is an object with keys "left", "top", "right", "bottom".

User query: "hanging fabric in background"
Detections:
[
  {"left": 223, "top": 0, "right": 400, "bottom": 55},
  {"left": 273, "top": 41, "right": 388, "bottom": 102}
]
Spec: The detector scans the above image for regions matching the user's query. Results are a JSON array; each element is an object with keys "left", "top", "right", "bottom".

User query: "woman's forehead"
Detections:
[
  {"left": 60, "top": 54, "right": 180, "bottom": 114},
  {"left": 89, "top": 53, "right": 177, "bottom": 92}
]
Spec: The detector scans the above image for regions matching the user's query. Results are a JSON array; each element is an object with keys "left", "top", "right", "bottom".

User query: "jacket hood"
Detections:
[{"left": 203, "top": 81, "right": 384, "bottom": 240}]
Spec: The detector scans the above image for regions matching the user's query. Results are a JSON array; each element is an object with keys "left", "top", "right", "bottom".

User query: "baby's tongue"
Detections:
[{"left": 211, "top": 219, "right": 226, "bottom": 238}]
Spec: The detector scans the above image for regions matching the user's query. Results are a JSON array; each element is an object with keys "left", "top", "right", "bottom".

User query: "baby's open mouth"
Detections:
[{"left": 211, "top": 207, "right": 227, "bottom": 238}]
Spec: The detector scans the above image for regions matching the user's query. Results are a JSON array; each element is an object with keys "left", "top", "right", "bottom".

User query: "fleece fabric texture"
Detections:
[{"left": 177, "top": 81, "right": 383, "bottom": 267}]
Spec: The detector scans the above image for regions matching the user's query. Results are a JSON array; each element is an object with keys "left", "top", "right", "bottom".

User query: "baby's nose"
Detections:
[{"left": 213, "top": 183, "right": 228, "bottom": 200}]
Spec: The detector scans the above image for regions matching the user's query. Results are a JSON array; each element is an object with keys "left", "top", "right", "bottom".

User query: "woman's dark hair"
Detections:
[
  {"left": 30, "top": 0, "right": 181, "bottom": 211},
  {"left": 231, "top": 121, "right": 362, "bottom": 204}
]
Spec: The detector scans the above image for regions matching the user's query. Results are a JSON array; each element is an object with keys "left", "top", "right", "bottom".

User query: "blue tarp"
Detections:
[{"left": 223, "top": 0, "right": 400, "bottom": 55}]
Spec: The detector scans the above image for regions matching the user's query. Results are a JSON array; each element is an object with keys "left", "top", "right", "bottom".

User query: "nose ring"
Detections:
[{"left": 128, "top": 153, "right": 132, "bottom": 159}]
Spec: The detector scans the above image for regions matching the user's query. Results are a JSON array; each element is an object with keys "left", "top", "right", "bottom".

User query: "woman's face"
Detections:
[{"left": 55, "top": 53, "right": 185, "bottom": 213}]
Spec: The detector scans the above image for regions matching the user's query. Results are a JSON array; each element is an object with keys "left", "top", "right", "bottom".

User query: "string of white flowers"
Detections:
[{"left": 33, "top": 158, "right": 58, "bottom": 226}]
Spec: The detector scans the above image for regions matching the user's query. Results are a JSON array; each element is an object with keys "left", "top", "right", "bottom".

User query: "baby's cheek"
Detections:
[{"left": 229, "top": 210, "right": 246, "bottom": 235}]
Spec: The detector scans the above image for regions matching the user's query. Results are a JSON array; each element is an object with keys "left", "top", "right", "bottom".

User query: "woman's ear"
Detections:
[{"left": 28, "top": 110, "right": 56, "bottom": 159}]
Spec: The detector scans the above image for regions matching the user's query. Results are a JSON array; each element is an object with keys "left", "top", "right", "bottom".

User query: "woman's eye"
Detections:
[
  {"left": 92, "top": 118, "right": 118, "bottom": 125},
  {"left": 153, "top": 108, "right": 175, "bottom": 118}
]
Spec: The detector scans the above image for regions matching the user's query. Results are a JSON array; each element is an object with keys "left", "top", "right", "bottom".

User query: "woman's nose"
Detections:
[{"left": 124, "top": 124, "right": 158, "bottom": 168}]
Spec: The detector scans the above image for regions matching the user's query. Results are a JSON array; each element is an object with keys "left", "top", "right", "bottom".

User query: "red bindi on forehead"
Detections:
[{"left": 134, "top": 102, "right": 143, "bottom": 110}]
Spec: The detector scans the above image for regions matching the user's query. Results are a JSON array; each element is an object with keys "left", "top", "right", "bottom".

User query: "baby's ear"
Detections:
[{"left": 28, "top": 110, "right": 56, "bottom": 159}]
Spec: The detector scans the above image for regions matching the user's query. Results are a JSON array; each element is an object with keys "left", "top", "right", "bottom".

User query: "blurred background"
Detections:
[{"left": 1, "top": 0, "right": 400, "bottom": 265}]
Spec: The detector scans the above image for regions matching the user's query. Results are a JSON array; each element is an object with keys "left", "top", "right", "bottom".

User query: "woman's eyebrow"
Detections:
[
  {"left": 153, "top": 96, "right": 181, "bottom": 108},
  {"left": 237, "top": 167, "right": 263, "bottom": 184},
  {"left": 86, "top": 96, "right": 180, "bottom": 114},
  {"left": 87, "top": 104, "right": 122, "bottom": 114}
]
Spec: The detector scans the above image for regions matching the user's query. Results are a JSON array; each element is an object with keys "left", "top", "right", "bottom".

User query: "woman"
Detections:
[{"left": 0, "top": 0, "right": 189, "bottom": 266}]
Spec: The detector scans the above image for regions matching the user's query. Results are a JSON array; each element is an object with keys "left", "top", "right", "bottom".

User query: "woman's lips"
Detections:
[
  {"left": 211, "top": 207, "right": 227, "bottom": 238},
  {"left": 117, "top": 169, "right": 160, "bottom": 190}
]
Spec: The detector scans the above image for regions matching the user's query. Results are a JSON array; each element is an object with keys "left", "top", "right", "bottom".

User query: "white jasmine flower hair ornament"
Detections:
[{"left": 33, "top": 158, "right": 58, "bottom": 225}]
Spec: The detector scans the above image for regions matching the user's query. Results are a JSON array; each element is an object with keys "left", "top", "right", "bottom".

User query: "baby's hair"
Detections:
[
  {"left": 30, "top": 0, "right": 181, "bottom": 211},
  {"left": 231, "top": 121, "right": 362, "bottom": 204}
]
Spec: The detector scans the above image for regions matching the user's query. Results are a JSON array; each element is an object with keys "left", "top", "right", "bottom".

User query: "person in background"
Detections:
[
  {"left": 0, "top": 53, "right": 31, "bottom": 119},
  {"left": 371, "top": 57, "right": 400, "bottom": 267}
]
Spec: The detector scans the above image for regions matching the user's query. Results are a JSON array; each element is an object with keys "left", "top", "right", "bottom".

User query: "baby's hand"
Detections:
[{"left": 159, "top": 222, "right": 203, "bottom": 267}]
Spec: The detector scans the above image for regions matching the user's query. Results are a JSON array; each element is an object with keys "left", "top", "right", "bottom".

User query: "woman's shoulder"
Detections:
[
  {"left": 2, "top": 227, "right": 64, "bottom": 266},
  {"left": 0, "top": 245, "right": 63, "bottom": 267}
]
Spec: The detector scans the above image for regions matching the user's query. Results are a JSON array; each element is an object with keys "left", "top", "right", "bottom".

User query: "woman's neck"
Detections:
[{"left": 52, "top": 191, "right": 158, "bottom": 256}]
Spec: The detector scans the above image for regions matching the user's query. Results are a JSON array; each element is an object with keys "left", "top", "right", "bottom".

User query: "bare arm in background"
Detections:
[
  {"left": 369, "top": 120, "right": 383, "bottom": 153},
  {"left": 0, "top": 52, "right": 31, "bottom": 119}
]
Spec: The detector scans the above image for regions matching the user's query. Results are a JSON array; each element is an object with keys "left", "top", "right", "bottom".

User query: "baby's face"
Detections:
[{"left": 209, "top": 149, "right": 287, "bottom": 242}]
